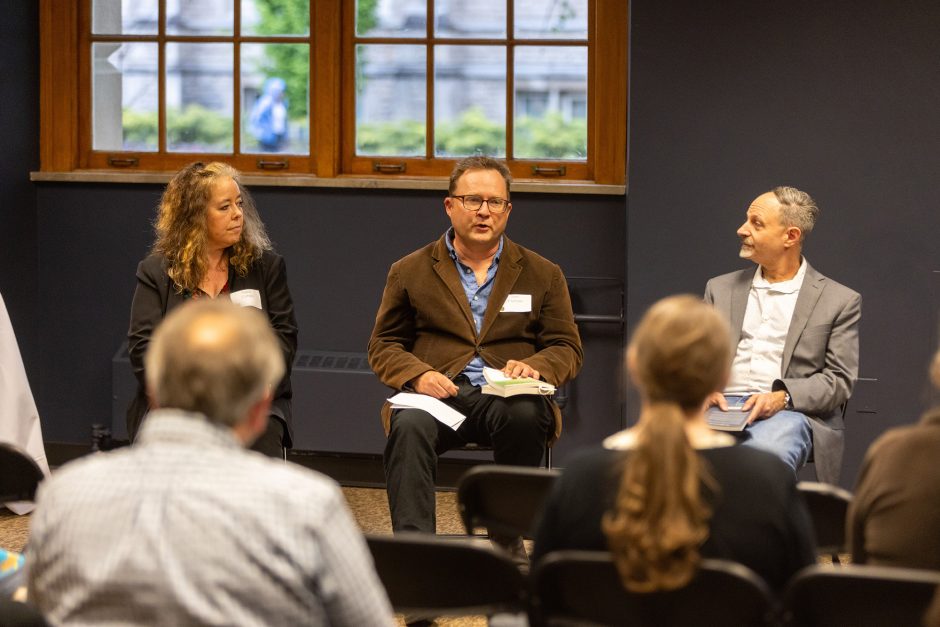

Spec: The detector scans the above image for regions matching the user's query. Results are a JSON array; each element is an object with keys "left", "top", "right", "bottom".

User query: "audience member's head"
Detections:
[
  {"left": 145, "top": 299, "right": 284, "bottom": 443},
  {"left": 603, "top": 295, "right": 731, "bottom": 592}
]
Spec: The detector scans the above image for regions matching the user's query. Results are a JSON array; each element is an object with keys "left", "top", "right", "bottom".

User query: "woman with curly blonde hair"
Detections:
[
  {"left": 533, "top": 295, "right": 814, "bottom": 591},
  {"left": 127, "top": 162, "right": 297, "bottom": 456}
]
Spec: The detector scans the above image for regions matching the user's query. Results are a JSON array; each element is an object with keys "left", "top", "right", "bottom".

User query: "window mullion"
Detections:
[
  {"left": 506, "top": 0, "right": 515, "bottom": 161},
  {"left": 157, "top": 0, "right": 166, "bottom": 156},
  {"left": 233, "top": 0, "right": 242, "bottom": 159},
  {"left": 426, "top": 0, "right": 434, "bottom": 160}
]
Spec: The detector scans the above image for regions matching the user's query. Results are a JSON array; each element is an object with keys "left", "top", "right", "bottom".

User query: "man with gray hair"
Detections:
[
  {"left": 27, "top": 300, "right": 394, "bottom": 626},
  {"left": 704, "top": 187, "right": 860, "bottom": 484}
]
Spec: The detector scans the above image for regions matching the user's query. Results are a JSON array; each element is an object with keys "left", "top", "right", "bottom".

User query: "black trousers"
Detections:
[
  {"left": 249, "top": 415, "right": 286, "bottom": 458},
  {"left": 384, "top": 377, "right": 553, "bottom": 532}
]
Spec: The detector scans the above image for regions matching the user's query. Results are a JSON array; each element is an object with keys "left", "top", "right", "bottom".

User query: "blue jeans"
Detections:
[{"left": 724, "top": 395, "right": 813, "bottom": 472}]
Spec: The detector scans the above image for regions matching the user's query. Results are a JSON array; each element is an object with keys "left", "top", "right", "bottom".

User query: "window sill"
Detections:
[{"left": 29, "top": 170, "right": 625, "bottom": 196}]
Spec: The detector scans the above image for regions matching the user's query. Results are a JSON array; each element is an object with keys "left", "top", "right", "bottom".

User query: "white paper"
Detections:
[
  {"left": 500, "top": 294, "right": 532, "bottom": 313},
  {"left": 1, "top": 292, "right": 51, "bottom": 515},
  {"left": 229, "top": 289, "right": 262, "bottom": 309},
  {"left": 388, "top": 392, "right": 466, "bottom": 430}
]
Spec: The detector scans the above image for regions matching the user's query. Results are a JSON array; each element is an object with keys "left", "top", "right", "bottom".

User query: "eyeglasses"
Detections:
[{"left": 451, "top": 195, "right": 511, "bottom": 214}]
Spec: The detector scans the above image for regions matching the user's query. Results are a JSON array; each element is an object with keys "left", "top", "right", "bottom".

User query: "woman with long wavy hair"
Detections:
[
  {"left": 127, "top": 162, "right": 297, "bottom": 457},
  {"left": 532, "top": 295, "right": 814, "bottom": 591}
]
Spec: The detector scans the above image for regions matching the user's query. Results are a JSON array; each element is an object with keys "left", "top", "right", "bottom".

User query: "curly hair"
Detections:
[
  {"left": 602, "top": 295, "right": 731, "bottom": 593},
  {"left": 153, "top": 162, "right": 271, "bottom": 293}
]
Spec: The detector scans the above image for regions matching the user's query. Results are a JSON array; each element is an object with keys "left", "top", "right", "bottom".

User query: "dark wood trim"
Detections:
[
  {"left": 39, "top": 0, "right": 78, "bottom": 171},
  {"left": 593, "top": 1, "right": 628, "bottom": 186}
]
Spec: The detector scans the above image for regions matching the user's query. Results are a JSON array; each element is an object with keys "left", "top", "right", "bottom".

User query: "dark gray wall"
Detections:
[
  {"left": 627, "top": 0, "right": 940, "bottom": 487},
  {"left": 0, "top": 2, "right": 39, "bottom": 379}
]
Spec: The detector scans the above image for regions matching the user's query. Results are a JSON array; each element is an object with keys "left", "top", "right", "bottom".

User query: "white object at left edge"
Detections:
[{"left": 0, "top": 292, "right": 51, "bottom": 515}]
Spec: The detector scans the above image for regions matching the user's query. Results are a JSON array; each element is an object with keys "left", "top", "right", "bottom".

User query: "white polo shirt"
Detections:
[{"left": 726, "top": 259, "right": 807, "bottom": 395}]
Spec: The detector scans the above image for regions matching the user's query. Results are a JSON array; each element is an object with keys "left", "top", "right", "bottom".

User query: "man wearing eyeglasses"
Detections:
[{"left": 368, "top": 156, "right": 583, "bottom": 538}]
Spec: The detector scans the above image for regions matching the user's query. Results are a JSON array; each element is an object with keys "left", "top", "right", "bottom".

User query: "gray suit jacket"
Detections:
[{"left": 704, "top": 261, "right": 861, "bottom": 484}]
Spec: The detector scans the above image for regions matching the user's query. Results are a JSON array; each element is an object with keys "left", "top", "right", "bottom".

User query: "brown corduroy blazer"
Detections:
[{"left": 368, "top": 234, "right": 583, "bottom": 440}]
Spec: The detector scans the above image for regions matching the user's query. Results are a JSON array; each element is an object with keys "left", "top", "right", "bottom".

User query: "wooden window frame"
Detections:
[{"left": 39, "top": 0, "right": 626, "bottom": 187}]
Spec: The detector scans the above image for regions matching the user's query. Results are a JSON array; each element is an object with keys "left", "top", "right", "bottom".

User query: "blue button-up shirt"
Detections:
[{"left": 444, "top": 227, "right": 503, "bottom": 386}]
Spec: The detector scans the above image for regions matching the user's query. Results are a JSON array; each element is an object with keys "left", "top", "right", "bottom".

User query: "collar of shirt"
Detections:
[
  {"left": 752, "top": 256, "right": 808, "bottom": 294},
  {"left": 444, "top": 227, "right": 503, "bottom": 386},
  {"left": 136, "top": 408, "right": 242, "bottom": 450},
  {"left": 444, "top": 227, "right": 504, "bottom": 265}
]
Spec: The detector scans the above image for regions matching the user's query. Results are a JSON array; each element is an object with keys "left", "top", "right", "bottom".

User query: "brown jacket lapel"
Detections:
[
  {"left": 430, "top": 237, "right": 476, "bottom": 334},
  {"left": 479, "top": 240, "right": 523, "bottom": 340}
]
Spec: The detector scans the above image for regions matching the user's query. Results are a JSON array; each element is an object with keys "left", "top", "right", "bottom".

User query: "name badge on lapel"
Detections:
[
  {"left": 500, "top": 294, "right": 532, "bottom": 313},
  {"left": 229, "top": 289, "right": 263, "bottom": 310}
]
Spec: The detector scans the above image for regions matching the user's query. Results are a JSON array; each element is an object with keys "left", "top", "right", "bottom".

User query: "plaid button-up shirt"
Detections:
[{"left": 27, "top": 409, "right": 393, "bottom": 626}]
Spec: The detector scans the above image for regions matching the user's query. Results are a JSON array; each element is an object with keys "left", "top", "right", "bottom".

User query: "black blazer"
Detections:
[{"left": 126, "top": 250, "right": 298, "bottom": 445}]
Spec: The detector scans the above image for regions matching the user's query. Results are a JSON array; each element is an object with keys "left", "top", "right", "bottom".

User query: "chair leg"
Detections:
[{"left": 545, "top": 445, "right": 552, "bottom": 470}]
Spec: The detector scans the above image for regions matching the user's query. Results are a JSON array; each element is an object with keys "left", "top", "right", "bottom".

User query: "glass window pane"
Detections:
[
  {"left": 93, "top": 42, "right": 159, "bottom": 151},
  {"left": 241, "top": 43, "right": 309, "bottom": 154},
  {"left": 514, "top": 46, "right": 587, "bottom": 160},
  {"left": 514, "top": 0, "right": 587, "bottom": 40},
  {"left": 356, "top": 44, "right": 426, "bottom": 157},
  {"left": 92, "top": 0, "right": 158, "bottom": 35},
  {"left": 167, "top": 0, "right": 234, "bottom": 36},
  {"left": 357, "top": 0, "right": 425, "bottom": 38},
  {"left": 435, "top": 45, "right": 506, "bottom": 157},
  {"left": 435, "top": 0, "right": 506, "bottom": 39},
  {"left": 241, "top": 0, "right": 309, "bottom": 36},
  {"left": 165, "top": 43, "right": 234, "bottom": 153}
]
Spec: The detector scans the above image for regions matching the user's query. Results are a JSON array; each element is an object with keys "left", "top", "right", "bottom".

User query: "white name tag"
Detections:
[
  {"left": 500, "top": 294, "right": 532, "bottom": 313},
  {"left": 229, "top": 289, "right": 263, "bottom": 310}
]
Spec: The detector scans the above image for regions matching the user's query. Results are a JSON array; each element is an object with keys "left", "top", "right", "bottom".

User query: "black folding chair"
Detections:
[
  {"left": 457, "top": 464, "right": 560, "bottom": 538},
  {"left": 782, "top": 564, "right": 940, "bottom": 627},
  {"left": 797, "top": 481, "right": 852, "bottom": 563},
  {"left": 530, "top": 550, "right": 775, "bottom": 627},
  {"left": 0, "top": 599, "right": 49, "bottom": 627},
  {"left": 0, "top": 442, "right": 44, "bottom": 503},
  {"left": 365, "top": 533, "right": 526, "bottom": 618}
]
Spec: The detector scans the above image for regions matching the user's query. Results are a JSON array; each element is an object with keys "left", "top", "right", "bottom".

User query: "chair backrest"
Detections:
[
  {"left": 365, "top": 533, "right": 526, "bottom": 617},
  {"left": 457, "top": 464, "right": 560, "bottom": 538},
  {"left": 0, "top": 599, "right": 49, "bottom": 627},
  {"left": 0, "top": 441, "right": 44, "bottom": 502},
  {"left": 797, "top": 481, "right": 852, "bottom": 556},
  {"left": 530, "top": 551, "right": 774, "bottom": 627},
  {"left": 783, "top": 564, "right": 940, "bottom": 627}
]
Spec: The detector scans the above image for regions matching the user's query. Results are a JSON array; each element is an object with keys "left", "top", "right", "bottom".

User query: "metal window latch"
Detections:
[
  {"left": 532, "top": 165, "right": 567, "bottom": 177},
  {"left": 257, "top": 160, "right": 289, "bottom": 170},
  {"left": 373, "top": 162, "right": 406, "bottom": 174},
  {"left": 107, "top": 156, "right": 139, "bottom": 167}
]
